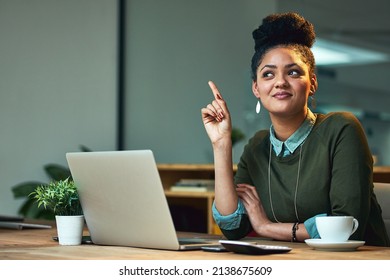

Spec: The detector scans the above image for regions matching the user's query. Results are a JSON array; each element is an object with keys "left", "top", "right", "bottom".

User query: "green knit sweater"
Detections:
[{"left": 228, "top": 112, "right": 389, "bottom": 246}]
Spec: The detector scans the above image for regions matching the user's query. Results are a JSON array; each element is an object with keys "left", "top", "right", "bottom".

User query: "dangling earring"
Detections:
[
  {"left": 310, "top": 95, "right": 317, "bottom": 110},
  {"left": 256, "top": 99, "right": 261, "bottom": 114}
]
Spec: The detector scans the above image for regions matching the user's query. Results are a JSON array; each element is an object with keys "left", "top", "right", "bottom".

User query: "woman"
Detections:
[{"left": 201, "top": 12, "right": 389, "bottom": 246}]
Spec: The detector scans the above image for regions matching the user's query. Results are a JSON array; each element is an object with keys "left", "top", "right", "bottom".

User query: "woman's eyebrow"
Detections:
[
  {"left": 260, "top": 64, "right": 276, "bottom": 71},
  {"left": 285, "top": 63, "right": 299, "bottom": 68},
  {"left": 260, "top": 63, "right": 299, "bottom": 71}
]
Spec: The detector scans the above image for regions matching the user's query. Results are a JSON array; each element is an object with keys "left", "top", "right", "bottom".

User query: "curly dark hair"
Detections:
[{"left": 250, "top": 12, "right": 316, "bottom": 80}]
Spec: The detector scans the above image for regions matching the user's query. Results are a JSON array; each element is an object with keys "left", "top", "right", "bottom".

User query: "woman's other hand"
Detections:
[{"left": 236, "top": 183, "right": 271, "bottom": 233}]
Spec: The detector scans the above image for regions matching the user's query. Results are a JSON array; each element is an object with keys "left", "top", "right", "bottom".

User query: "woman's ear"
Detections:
[
  {"left": 252, "top": 81, "right": 260, "bottom": 98},
  {"left": 310, "top": 75, "right": 318, "bottom": 96}
]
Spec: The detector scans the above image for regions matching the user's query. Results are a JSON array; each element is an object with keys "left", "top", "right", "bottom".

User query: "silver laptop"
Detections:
[{"left": 66, "top": 150, "right": 215, "bottom": 250}]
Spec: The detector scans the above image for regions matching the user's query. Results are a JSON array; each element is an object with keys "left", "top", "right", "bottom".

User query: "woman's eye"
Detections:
[
  {"left": 262, "top": 71, "right": 274, "bottom": 78},
  {"left": 289, "top": 69, "right": 301, "bottom": 76}
]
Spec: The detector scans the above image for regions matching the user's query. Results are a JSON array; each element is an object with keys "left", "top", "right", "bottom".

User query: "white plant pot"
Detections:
[{"left": 55, "top": 215, "right": 84, "bottom": 245}]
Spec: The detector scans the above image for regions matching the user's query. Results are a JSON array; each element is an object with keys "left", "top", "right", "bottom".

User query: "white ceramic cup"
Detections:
[{"left": 316, "top": 216, "right": 359, "bottom": 242}]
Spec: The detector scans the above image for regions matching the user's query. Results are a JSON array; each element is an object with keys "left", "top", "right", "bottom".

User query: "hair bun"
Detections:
[{"left": 252, "top": 12, "right": 315, "bottom": 51}]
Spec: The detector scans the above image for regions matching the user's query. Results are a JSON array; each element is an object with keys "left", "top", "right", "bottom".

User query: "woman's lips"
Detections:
[{"left": 272, "top": 91, "right": 292, "bottom": 99}]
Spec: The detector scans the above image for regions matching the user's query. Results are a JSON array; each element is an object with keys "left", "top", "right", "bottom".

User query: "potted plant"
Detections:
[
  {"left": 231, "top": 127, "right": 245, "bottom": 147},
  {"left": 30, "top": 178, "right": 84, "bottom": 245},
  {"left": 11, "top": 145, "right": 91, "bottom": 219}
]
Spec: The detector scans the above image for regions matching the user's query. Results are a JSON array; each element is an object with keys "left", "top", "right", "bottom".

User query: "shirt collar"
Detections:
[{"left": 270, "top": 109, "right": 317, "bottom": 156}]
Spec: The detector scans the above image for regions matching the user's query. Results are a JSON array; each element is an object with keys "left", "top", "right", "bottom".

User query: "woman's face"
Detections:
[{"left": 252, "top": 47, "right": 316, "bottom": 119}]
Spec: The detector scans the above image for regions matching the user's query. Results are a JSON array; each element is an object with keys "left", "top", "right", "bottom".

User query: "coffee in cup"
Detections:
[{"left": 316, "top": 216, "right": 359, "bottom": 242}]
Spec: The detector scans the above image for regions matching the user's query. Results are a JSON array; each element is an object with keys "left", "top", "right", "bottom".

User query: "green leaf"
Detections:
[
  {"left": 30, "top": 178, "right": 83, "bottom": 216},
  {"left": 18, "top": 198, "right": 55, "bottom": 220},
  {"left": 35, "top": 208, "right": 55, "bottom": 220},
  {"left": 11, "top": 181, "right": 45, "bottom": 198},
  {"left": 79, "top": 145, "right": 92, "bottom": 152},
  {"left": 11, "top": 145, "right": 89, "bottom": 218},
  {"left": 36, "top": 211, "right": 55, "bottom": 220},
  {"left": 231, "top": 127, "right": 245, "bottom": 146},
  {"left": 18, "top": 198, "right": 38, "bottom": 217},
  {"left": 44, "top": 164, "right": 71, "bottom": 181}
]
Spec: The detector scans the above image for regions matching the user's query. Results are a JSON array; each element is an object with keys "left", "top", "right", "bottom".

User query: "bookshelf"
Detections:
[
  {"left": 164, "top": 190, "right": 216, "bottom": 234},
  {"left": 374, "top": 166, "right": 390, "bottom": 183},
  {"left": 158, "top": 164, "right": 390, "bottom": 234},
  {"left": 158, "top": 164, "right": 236, "bottom": 234}
]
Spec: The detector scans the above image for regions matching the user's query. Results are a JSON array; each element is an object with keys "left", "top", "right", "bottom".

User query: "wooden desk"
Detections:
[{"left": 1, "top": 227, "right": 389, "bottom": 260}]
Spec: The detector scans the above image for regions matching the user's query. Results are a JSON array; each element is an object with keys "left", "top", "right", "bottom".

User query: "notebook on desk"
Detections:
[{"left": 66, "top": 150, "right": 216, "bottom": 250}]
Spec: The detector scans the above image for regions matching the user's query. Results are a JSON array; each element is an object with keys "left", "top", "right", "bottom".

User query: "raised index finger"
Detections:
[{"left": 208, "top": 81, "right": 224, "bottom": 101}]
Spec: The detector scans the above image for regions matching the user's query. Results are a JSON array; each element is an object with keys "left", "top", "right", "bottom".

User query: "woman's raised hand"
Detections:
[{"left": 201, "top": 81, "right": 232, "bottom": 145}]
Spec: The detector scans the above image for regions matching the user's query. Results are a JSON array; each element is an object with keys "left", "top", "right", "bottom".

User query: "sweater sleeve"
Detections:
[{"left": 327, "top": 113, "right": 373, "bottom": 241}]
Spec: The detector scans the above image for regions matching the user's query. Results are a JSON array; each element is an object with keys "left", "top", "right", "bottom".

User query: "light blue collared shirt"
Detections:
[
  {"left": 270, "top": 109, "right": 316, "bottom": 156},
  {"left": 213, "top": 109, "right": 322, "bottom": 238}
]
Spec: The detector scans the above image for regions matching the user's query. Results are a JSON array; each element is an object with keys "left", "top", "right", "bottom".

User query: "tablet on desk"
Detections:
[
  {"left": 0, "top": 215, "right": 24, "bottom": 222},
  {"left": 0, "top": 221, "right": 52, "bottom": 230}
]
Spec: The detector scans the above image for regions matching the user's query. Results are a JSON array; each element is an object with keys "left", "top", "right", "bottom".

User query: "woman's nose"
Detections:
[{"left": 275, "top": 76, "right": 288, "bottom": 88}]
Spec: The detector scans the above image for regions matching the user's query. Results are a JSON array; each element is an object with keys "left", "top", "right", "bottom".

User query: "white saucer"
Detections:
[{"left": 305, "top": 239, "right": 365, "bottom": 251}]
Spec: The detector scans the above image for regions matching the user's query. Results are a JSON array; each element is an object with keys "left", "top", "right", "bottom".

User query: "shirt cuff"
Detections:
[
  {"left": 304, "top": 213, "right": 327, "bottom": 239},
  {"left": 212, "top": 199, "right": 247, "bottom": 230}
]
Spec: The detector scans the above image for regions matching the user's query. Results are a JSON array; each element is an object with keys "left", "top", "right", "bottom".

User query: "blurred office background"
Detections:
[{"left": 1, "top": 0, "right": 389, "bottom": 216}]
